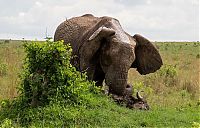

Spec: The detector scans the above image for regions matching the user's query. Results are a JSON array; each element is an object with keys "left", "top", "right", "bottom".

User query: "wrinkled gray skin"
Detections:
[{"left": 54, "top": 14, "right": 162, "bottom": 109}]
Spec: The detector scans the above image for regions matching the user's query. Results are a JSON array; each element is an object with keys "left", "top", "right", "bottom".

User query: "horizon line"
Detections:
[{"left": 0, "top": 38, "right": 199, "bottom": 42}]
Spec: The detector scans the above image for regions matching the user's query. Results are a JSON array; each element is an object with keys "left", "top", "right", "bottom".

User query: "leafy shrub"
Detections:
[
  {"left": 192, "top": 122, "right": 200, "bottom": 128},
  {"left": 157, "top": 64, "right": 178, "bottom": 87},
  {"left": 4, "top": 40, "right": 10, "bottom": 43},
  {"left": 19, "top": 40, "right": 99, "bottom": 107},
  {"left": 158, "top": 64, "right": 177, "bottom": 78},
  {"left": 0, "top": 100, "right": 10, "bottom": 108},
  {"left": 0, "top": 62, "right": 7, "bottom": 76},
  {"left": 0, "top": 41, "right": 100, "bottom": 126},
  {"left": 0, "top": 118, "right": 13, "bottom": 128},
  {"left": 180, "top": 90, "right": 190, "bottom": 98},
  {"left": 142, "top": 64, "right": 179, "bottom": 95},
  {"left": 133, "top": 82, "right": 153, "bottom": 96}
]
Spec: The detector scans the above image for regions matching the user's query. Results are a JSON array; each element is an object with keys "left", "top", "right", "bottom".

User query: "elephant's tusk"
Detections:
[{"left": 136, "top": 91, "right": 144, "bottom": 100}]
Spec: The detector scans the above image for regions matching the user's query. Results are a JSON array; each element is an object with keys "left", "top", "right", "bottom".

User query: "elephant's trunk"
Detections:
[{"left": 105, "top": 71, "right": 128, "bottom": 96}]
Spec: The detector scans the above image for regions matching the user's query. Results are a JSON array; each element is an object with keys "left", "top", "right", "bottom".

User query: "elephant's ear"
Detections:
[
  {"left": 79, "top": 26, "right": 115, "bottom": 72},
  {"left": 131, "top": 34, "right": 163, "bottom": 75}
]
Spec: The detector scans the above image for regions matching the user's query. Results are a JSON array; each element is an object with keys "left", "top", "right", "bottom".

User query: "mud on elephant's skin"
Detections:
[{"left": 54, "top": 14, "right": 162, "bottom": 107}]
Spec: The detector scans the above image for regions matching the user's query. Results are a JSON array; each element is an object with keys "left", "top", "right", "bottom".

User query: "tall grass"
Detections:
[
  {"left": 128, "top": 42, "right": 200, "bottom": 107},
  {"left": 0, "top": 41, "right": 25, "bottom": 100}
]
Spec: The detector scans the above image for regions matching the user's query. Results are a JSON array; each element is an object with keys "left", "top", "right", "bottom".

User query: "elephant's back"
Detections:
[{"left": 54, "top": 14, "right": 99, "bottom": 50}]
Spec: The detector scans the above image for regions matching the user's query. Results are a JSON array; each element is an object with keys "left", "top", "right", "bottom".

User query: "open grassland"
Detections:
[
  {"left": 128, "top": 42, "right": 200, "bottom": 108},
  {"left": 0, "top": 40, "right": 199, "bottom": 127},
  {"left": 0, "top": 40, "right": 25, "bottom": 100}
]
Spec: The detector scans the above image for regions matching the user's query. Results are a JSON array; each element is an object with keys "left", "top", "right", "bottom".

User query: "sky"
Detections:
[{"left": 0, "top": 0, "right": 199, "bottom": 41}]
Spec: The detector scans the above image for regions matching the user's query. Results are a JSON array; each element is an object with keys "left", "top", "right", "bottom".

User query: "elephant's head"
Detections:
[{"left": 81, "top": 17, "right": 162, "bottom": 96}]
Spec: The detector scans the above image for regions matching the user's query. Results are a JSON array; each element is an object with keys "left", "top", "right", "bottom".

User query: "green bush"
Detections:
[
  {"left": 0, "top": 41, "right": 100, "bottom": 126},
  {"left": 133, "top": 82, "right": 153, "bottom": 96},
  {"left": 0, "top": 62, "right": 7, "bottom": 76},
  {"left": 4, "top": 40, "right": 10, "bottom": 43},
  {"left": 0, "top": 118, "right": 13, "bottom": 128},
  {"left": 157, "top": 64, "right": 178, "bottom": 87},
  {"left": 192, "top": 122, "right": 200, "bottom": 128},
  {"left": 158, "top": 64, "right": 177, "bottom": 78},
  {"left": 20, "top": 40, "right": 99, "bottom": 106}
]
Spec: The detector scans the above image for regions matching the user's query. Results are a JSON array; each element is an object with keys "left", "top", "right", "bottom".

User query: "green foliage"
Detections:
[
  {"left": 0, "top": 118, "right": 13, "bottom": 128},
  {"left": 158, "top": 64, "right": 178, "bottom": 78},
  {"left": 19, "top": 40, "right": 99, "bottom": 107},
  {"left": 192, "top": 122, "right": 200, "bottom": 128},
  {"left": 1, "top": 97, "right": 199, "bottom": 127},
  {"left": 155, "top": 64, "right": 178, "bottom": 87},
  {"left": 0, "top": 100, "right": 10, "bottom": 108},
  {"left": 4, "top": 40, "right": 10, "bottom": 44},
  {"left": 0, "top": 41, "right": 100, "bottom": 126},
  {"left": 133, "top": 82, "right": 153, "bottom": 96},
  {"left": 180, "top": 90, "right": 190, "bottom": 98},
  {"left": 196, "top": 53, "right": 200, "bottom": 58},
  {"left": 0, "top": 62, "right": 7, "bottom": 76}
]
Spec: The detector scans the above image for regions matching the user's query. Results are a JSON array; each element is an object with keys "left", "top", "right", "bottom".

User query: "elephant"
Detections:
[{"left": 54, "top": 14, "right": 162, "bottom": 106}]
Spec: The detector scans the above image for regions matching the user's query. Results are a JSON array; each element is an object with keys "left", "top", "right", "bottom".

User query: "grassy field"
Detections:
[
  {"left": 128, "top": 42, "right": 200, "bottom": 107},
  {"left": 0, "top": 40, "right": 199, "bottom": 127},
  {"left": 0, "top": 40, "right": 25, "bottom": 100}
]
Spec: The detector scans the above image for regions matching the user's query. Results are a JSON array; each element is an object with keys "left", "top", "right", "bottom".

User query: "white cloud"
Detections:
[
  {"left": 35, "top": 1, "right": 42, "bottom": 7},
  {"left": 19, "top": 12, "right": 25, "bottom": 17},
  {"left": 0, "top": 0, "right": 198, "bottom": 41},
  {"left": 146, "top": 0, "right": 152, "bottom": 5}
]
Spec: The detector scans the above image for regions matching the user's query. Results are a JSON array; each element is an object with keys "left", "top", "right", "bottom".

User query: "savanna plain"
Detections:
[{"left": 0, "top": 39, "right": 199, "bottom": 127}]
